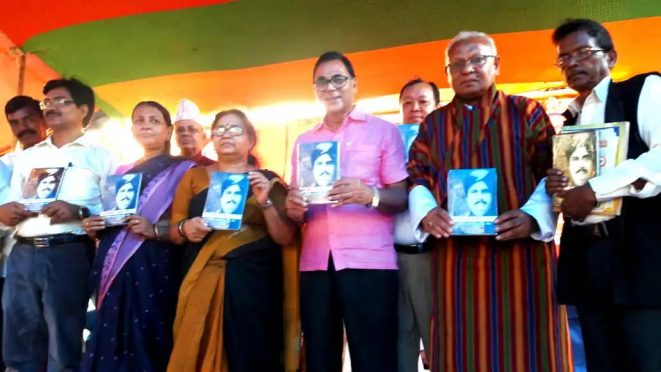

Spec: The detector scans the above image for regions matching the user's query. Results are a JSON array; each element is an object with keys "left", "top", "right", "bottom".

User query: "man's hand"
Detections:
[
  {"left": 560, "top": 183, "right": 597, "bottom": 222},
  {"left": 421, "top": 207, "right": 453, "bottom": 239},
  {"left": 495, "top": 210, "right": 538, "bottom": 241},
  {"left": 328, "top": 178, "right": 372, "bottom": 207},
  {"left": 285, "top": 188, "right": 308, "bottom": 224},
  {"left": 545, "top": 168, "right": 568, "bottom": 196},
  {"left": 41, "top": 201, "right": 80, "bottom": 224},
  {"left": 0, "top": 202, "right": 35, "bottom": 226}
]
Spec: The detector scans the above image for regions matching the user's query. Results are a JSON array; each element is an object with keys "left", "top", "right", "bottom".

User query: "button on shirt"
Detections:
[
  {"left": 291, "top": 110, "right": 408, "bottom": 271},
  {"left": 9, "top": 134, "right": 115, "bottom": 237}
]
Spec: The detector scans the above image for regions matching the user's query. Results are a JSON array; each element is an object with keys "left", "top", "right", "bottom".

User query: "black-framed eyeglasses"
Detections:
[
  {"left": 555, "top": 47, "right": 605, "bottom": 67},
  {"left": 314, "top": 75, "right": 350, "bottom": 91},
  {"left": 212, "top": 124, "right": 244, "bottom": 137},
  {"left": 445, "top": 55, "right": 497, "bottom": 74},
  {"left": 39, "top": 97, "right": 75, "bottom": 110}
]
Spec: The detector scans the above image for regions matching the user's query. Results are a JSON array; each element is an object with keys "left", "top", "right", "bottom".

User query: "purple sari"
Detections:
[{"left": 83, "top": 155, "right": 194, "bottom": 372}]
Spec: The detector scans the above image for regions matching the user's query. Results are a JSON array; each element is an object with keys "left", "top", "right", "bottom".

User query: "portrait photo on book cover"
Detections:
[
  {"left": 448, "top": 168, "right": 498, "bottom": 218},
  {"left": 553, "top": 131, "right": 598, "bottom": 188},
  {"left": 23, "top": 167, "right": 64, "bottom": 201},
  {"left": 298, "top": 141, "right": 339, "bottom": 188},
  {"left": 101, "top": 173, "right": 142, "bottom": 224},
  {"left": 102, "top": 174, "right": 141, "bottom": 211},
  {"left": 203, "top": 172, "right": 249, "bottom": 230}
]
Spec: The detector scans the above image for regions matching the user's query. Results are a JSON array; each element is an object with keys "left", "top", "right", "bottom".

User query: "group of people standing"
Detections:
[{"left": 0, "top": 17, "right": 659, "bottom": 372}]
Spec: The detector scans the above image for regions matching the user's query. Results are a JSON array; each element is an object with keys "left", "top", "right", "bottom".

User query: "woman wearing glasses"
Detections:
[{"left": 167, "top": 109, "right": 299, "bottom": 372}]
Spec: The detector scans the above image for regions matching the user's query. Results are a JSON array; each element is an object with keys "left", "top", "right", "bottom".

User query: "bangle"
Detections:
[
  {"left": 152, "top": 223, "right": 159, "bottom": 240},
  {"left": 177, "top": 219, "right": 188, "bottom": 239}
]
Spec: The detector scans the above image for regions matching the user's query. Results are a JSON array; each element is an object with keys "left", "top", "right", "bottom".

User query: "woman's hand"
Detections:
[
  {"left": 285, "top": 188, "right": 308, "bottom": 224},
  {"left": 125, "top": 215, "right": 157, "bottom": 239},
  {"left": 248, "top": 171, "right": 272, "bottom": 205},
  {"left": 82, "top": 216, "right": 106, "bottom": 239},
  {"left": 183, "top": 217, "right": 212, "bottom": 243}
]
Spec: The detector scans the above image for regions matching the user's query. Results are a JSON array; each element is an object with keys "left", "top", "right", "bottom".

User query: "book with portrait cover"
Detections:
[
  {"left": 447, "top": 168, "right": 498, "bottom": 236},
  {"left": 21, "top": 167, "right": 65, "bottom": 212},
  {"left": 100, "top": 173, "right": 142, "bottom": 225},
  {"left": 297, "top": 141, "right": 340, "bottom": 205},
  {"left": 202, "top": 172, "right": 249, "bottom": 230},
  {"left": 552, "top": 121, "right": 629, "bottom": 216},
  {"left": 398, "top": 124, "right": 420, "bottom": 162}
]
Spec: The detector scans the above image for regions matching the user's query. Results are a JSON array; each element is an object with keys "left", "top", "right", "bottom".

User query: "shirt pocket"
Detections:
[
  {"left": 58, "top": 167, "right": 101, "bottom": 202},
  {"left": 344, "top": 144, "right": 381, "bottom": 184}
]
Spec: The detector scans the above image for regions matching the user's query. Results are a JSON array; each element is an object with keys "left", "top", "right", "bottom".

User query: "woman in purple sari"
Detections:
[{"left": 81, "top": 101, "right": 194, "bottom": 372}]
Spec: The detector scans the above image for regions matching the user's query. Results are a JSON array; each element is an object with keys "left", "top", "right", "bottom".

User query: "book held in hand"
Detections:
[
  {"left": 552, "top": 121, "right": 629, "bottom": 216},
  {"left": 398, "top": 124, "right": 420, "bottom": 162},
  {"left": 202, "top": 172, "right": 249, "bottom": 230},
  {"left": 297, "top": 141, "right": 340, "bottom": 205},
  {"left": 447, "top": 168, "right": 498, "bottom": 236},
  {"left": 100, "top": 173, "right": 142, "bottom": 225},
  {"left": 21, "top": 167, "right": 65, "bottom": 212}
]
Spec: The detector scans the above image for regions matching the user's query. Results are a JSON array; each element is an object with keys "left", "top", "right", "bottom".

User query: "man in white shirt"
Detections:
[
  {"left": 0, "top": 79, "right": 114, "bottom": 372},
  {"left": 546, "top": 19, "right": 661, "bottom": 372},
  {"left": 394, "top": 78, "right": 439, "bottom": 372},
  {"left": 0, "top": 95, "right": 48, "bottom": 371}
]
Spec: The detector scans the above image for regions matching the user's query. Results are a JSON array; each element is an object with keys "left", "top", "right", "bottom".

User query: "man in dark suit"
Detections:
[{"left": 546, "top": 18, "right": 661, "bottom": 372}]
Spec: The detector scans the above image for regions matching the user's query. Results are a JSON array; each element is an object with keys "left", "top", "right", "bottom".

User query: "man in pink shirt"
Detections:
[{"left": 286, "top": 51, "right": 408, "bottom": 372}]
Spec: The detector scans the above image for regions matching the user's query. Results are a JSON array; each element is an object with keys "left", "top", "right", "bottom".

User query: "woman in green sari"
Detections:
[{"left": 167, "top": 109, "right": 299, "bottom": 372}]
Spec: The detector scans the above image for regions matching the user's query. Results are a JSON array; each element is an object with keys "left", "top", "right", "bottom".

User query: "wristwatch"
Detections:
[
  {"left": 369, "top": 186, "right": 380, "bottom": 209},
  {"left": 78, "top": 206, "right": 91, "bottom": 220},
  {"left": 260, "top": 198, "right": 274, "bottom": 210}
]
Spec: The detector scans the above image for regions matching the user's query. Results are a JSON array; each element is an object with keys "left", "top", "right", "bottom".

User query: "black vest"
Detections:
[{"left": 557, "top": 72, "right": 661, "bottom": 306}]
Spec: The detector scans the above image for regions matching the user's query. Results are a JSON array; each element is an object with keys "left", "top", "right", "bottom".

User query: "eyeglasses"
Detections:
[
  {"left": 314, "top": 75, "right": 350, "bottom": 91},
  {"left": 445, "top": 55, "right": 497, "bottom": 74},
  {"left": 39, "top": 97, "right": 75, "bottom": 110},
  {"left": 555, "top": 47, "right": 605, "bottom": 67},
  {"left": 212, "top": 124, "right": 244, "bottom": 137}
]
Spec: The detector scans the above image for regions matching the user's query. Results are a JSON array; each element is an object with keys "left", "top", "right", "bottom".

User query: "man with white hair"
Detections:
[
  {"left": 407, "top": 31, "right": 571, "bottom": 371},
  {"left": 173, "top": 98, "right": 214, "bottom": 165}
]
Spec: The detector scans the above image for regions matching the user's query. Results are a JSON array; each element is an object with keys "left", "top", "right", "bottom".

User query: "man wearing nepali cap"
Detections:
[{"left": 173, "top": 98, "right": 214, "bottom": 165}]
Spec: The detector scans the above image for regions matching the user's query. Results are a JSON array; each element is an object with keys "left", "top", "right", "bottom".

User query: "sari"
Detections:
[
  {"left": 167, "top": 168, "right": 300, "bottom": 372},
  {"left": 82, "top": 155, "right": 194, "bottom": 372}
]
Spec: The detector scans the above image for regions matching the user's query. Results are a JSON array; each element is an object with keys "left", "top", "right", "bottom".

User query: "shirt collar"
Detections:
[
  {"left": 568, "top": 74, "right": 612, "bottom": 114},
  {"left": 592, "top": 75, "right": 612, "bottom": 102},
  {"left": 313, "top": 107, "right": 368, "bottom": 132},
  {"left": 35, "top": 132, "right": 93, "bottom": 149}
]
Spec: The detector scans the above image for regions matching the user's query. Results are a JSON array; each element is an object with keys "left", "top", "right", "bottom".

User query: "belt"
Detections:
[
  {"left": 395, "top": 243, "right": 428, "bottom": 254},
  {"left": 571, "top": 222, "right": 610, "bottom": 238},
  {"left": 16, "top": 233, "right": 90, "bottom": 248}
]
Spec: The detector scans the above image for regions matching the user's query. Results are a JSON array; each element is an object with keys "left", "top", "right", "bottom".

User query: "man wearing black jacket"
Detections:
[{"left": 546, "top": 18, "right": 661, "bottom": 372}]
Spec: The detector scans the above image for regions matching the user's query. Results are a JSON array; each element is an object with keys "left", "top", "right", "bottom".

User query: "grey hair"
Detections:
[{"left": 445, "top": 31, "right": 498, "bottom": 63}]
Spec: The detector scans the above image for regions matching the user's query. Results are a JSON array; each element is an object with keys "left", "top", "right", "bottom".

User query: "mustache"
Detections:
[
  {"left": 17, "top": 129, "right": 37, "bottom": 138},
  {"left": 575, "top": 167, "right": 589, "bottom": 174},
  {"left": 473, "top": 199, "right": 488, "bottom": 206}
]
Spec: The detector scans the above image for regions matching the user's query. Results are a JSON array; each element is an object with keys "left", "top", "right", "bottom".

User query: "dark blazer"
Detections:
[{"left": 556, "top": 72, "right": 661, "bottom": 306}]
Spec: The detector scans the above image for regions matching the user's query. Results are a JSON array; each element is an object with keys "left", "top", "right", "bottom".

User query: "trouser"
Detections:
[
  {"left": 577, "top": 304, "right": 661, "bottom": 372},
  {"left": 396, "top": 251, "right": 431, "bottom": 372},
  {"left": 2, "top": 241, "right": 92, "bottom": 372},
  {"left": 300, "top": 256, "right": 398, "bottom": 372}
]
